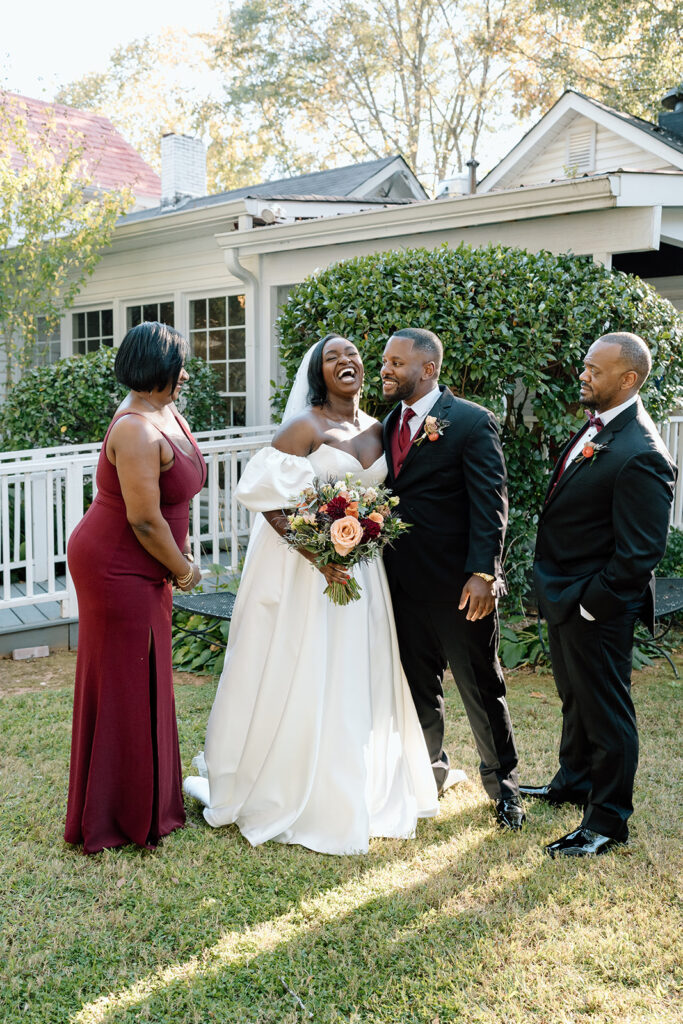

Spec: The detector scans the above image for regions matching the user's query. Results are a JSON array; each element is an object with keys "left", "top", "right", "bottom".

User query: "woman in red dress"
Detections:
[{"left": 65, "top": 322, "right": 206, "bottom": 854}]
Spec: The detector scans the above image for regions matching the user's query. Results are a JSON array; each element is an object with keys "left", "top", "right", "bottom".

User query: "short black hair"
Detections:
[
  {"left": 390, "top": 327, "right": 443, "bottom": 375},
  {"left": 114, "top": 321, "right": 189, "bottom": 392},
  {"left": 307, "top": 333, "right": 347, "bottom": 407},
  {"left": 597, "top": 331, "right": 652, "bottom": 385}
]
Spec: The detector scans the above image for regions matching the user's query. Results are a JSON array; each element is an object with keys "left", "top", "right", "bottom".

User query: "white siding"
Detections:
[
  {"left": 80, "top": 227, "right": 240, "bottom": 306},
  {"left": 505, "top": 115, "right": 677, "bottom": 187}
]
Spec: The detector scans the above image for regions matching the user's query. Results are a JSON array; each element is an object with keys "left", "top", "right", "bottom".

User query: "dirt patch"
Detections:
[{"left": 0, "top": 648, "right": 215, "bottom": 697}]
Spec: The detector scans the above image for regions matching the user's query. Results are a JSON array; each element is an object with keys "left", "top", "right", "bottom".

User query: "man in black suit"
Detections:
[
  {"left": 524, "top": 332, "right": 676, "bottom": 857},
  {"left": 381, "top": 327, "right": 524, "bottom": 830}
]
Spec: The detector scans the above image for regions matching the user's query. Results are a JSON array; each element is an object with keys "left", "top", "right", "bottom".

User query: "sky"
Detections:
[
  {"left": 1, "top": 0, "right": 226, "bottom": 99},
  {"left": 1, "top": 0, "right": 526, "bottom": 179}
]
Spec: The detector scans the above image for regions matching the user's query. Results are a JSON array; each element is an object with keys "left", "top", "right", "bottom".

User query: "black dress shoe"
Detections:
[
  {"left": 494, "top": 797, "right": 525, "bottom": 830},
  {"left": 545, "top": 827, "right": 627, "bottom": 858},
  {"left": 519, "top": 783, "right": 585, "bottom": 807}
]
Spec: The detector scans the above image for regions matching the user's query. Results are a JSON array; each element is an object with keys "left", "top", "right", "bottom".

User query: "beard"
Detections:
[{"left": 382, "top": 374, "right": 422, "bottom": 403}]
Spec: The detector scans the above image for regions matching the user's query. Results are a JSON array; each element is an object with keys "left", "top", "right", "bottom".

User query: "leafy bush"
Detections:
[
  {"left": 275, "top": 243, "right": 683, "bottom": 608},
  {"left": 0, "top": 347, "right": 227, "bottom": 450},
  {"left": 172, "top": 610, "right": 228, "bottom": 675},
  {"left": 657, "top": 527, "right": 683, "bottom": 577}
]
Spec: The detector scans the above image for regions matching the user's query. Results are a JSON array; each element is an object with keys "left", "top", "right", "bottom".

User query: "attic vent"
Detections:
[{"left": 565, "top": 126, "right": 596, "bottom": 175}]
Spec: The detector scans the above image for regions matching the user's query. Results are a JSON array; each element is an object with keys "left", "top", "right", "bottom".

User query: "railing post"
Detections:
[
  {"left": 62, "top": 461, "right": 84, "bottom": 618},
  {"left": 31, "top": 472, "right": 49, "bottom": 583}
]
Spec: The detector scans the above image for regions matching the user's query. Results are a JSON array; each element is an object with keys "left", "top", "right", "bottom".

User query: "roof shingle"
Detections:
[{"left": 1, "top": 91, "right": 161, "bottom": 200}]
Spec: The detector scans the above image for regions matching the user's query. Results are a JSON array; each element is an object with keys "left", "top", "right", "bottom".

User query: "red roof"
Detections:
[{"left": 1, "top": 91, "right": 161, "bottom": 201}]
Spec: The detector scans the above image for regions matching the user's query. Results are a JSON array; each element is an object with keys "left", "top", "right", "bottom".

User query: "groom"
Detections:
[{"left": 381, "top": 327, "right": 524, "bottom": 829}]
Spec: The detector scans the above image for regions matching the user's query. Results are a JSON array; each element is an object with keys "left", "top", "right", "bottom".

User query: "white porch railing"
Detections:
[
  {"left": 659, "top": 417, "right": 683, "bottom": 528},
  {"left": 0, "top": 426, "right": 275, "bottom": 619},
  {"left": 2, "top": 417, "right": 683, "bottom": 624}
]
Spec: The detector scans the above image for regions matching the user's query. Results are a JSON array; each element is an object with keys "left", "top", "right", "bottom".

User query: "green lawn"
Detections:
[{"left": 1, "top": 650, "right": 681, "bottom": 1023}]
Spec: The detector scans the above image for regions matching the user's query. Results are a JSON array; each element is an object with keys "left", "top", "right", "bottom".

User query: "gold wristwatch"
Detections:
[{"left": 472, "top": 572, "right": 495, "bottom": 583}]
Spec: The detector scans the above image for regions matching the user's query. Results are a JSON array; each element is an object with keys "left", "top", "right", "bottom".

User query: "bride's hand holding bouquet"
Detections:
[{"left": 284, "top": 473, "right": 410, "bottom": 605}]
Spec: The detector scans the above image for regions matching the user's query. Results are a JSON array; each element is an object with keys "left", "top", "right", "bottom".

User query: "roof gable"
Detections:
[
  {"left": 1, "top": 91, "right": 161, "bottom": 204},
  {"left": 479, "top": 90, "right": 683, "bottom": 192}
]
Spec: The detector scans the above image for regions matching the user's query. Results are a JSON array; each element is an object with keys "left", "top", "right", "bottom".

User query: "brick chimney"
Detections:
[{"left": 161, "top": 134, "right": 207, "bottom": 207}]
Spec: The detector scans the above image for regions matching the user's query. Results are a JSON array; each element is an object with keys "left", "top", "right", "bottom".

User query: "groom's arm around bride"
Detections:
[{"left": 380, "top": 327, "right": 524, "bottom": 829}]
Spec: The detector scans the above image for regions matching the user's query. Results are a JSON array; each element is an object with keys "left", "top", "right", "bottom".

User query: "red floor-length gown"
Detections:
[{"left": 65, "top": 411, "right": 207, "bottom": 853}]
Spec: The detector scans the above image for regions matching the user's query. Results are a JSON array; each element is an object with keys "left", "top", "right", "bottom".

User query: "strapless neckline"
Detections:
[{"left": 313, "top": 443, "right": 385, "bottom": 473}]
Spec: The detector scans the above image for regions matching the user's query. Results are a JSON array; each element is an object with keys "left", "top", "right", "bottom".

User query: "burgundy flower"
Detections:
[
  {"left": 324, "top": 495, "right": 349, "bottom": 520},
  {"left": 360, "top": 517, "right": 381, "bottom": 542}
]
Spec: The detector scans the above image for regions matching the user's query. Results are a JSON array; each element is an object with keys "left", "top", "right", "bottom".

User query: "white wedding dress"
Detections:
[{"left": 183, "top": 442, "right": 439, "bottom": 854}]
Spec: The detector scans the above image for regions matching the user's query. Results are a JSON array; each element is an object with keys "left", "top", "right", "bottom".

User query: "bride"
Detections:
[{"left": 184, "top": 334, "right": 440, "bottom": 854}]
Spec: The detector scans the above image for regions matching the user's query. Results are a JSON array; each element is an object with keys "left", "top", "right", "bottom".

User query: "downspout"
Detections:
[{"left": 222, "top": 247, "right": 260, "bottom": 426}]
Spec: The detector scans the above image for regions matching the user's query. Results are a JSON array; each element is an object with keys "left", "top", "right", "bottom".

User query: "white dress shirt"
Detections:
[
  {"left": 575, "top": 394, "right": 639, "bottom": 620},
  {"left": 566, "top": 394, "right": 638, "bottom": 466},
  {"left": 400, "top": 385, "right": 440, "bottom": 440}
]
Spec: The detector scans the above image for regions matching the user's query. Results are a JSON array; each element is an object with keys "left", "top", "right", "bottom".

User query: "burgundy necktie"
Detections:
[{"left": 398, "top": 408, "right": 416, "bottom": 453}]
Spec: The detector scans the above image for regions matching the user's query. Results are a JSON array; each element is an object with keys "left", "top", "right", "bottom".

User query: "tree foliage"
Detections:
[
  {"left": 0, "top": 348, "right": 227, "bottom": 451},
  {"left": 56, "top": 28, "right": 296, "bottom": 192},
  {"left": 275, "top": 244, "right": 683, "bottom": 607},
  {"left": 0, "top": 94, "right": 131, "bottom": 389},
  {"left": 524, "top": 0, "right": 683, "bottom": 120},
  {"left": 217, "top": 0, "right": 559, "bottom": 189}
]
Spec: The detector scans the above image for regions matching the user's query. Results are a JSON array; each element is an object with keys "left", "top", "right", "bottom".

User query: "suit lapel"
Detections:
[
  {"left": 543, "top": 400, "right": 641, "bottom": 508},
  {"left": 383, "top": 404, "right": 401, "bottom": 482}
]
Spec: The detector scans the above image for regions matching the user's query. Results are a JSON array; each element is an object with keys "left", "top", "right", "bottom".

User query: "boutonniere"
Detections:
[
  {"left": 574, "top": 439, "right": 609, "bottom": 464},
  {"left": 414, "top": 415, "right": 450, "bottom": 446}
]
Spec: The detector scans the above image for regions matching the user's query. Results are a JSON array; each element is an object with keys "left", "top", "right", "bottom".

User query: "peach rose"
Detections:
[
  {"left": 368, "top": 511, "right": 384, "bottom": 525},
  {"left": 330, "top": 515, "right": 363, "bottom": 556},
  {"left": 347, "top": 501, "right": 359, "bottom": 519}
]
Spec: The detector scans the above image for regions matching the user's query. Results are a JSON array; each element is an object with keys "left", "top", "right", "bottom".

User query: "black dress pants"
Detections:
[
  {"left": 547, "top": 602, "right": 641, "bottom": 840},
  {"left": 390, "top": 584, "right": 519, "bottom": 800}
]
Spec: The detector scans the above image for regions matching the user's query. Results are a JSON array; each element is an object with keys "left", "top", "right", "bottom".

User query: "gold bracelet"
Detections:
[{"left": 175, "top": 563, "right": 195, "bottom": 588}]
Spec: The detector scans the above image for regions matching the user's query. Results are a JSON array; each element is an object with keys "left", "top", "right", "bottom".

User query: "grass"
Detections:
[{"left": 0, "top": 649, "right": 681, "bottom": 1023}]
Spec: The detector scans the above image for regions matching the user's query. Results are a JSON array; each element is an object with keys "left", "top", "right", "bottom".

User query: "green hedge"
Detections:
[
  {"left": 275, "top": 243, "right": 683, "bottom": 609},
  {"left": 0, "top": 347, "right": 227, "bottom": 449}
]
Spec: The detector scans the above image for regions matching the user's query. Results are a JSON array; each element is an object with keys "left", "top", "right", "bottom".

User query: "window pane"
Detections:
[
  {"left": 87, "top": 311, "right": 99, "bottom": 338},
  {"left": 73, "top": 339, "right": 85, "bottom": 355},
  {"left": 229, "top": 327, "right": 245, "bottom": 359},
  {"left": 191, "top": 299, "right": 206, "bottom": 330},
  {"left": 102, "top": 338, "right": 113, "bottom": 348},
  {"left": 209, "top": 296, "right": 226, "bottom": 328},
  {"left": 127, "top": 306, "right": 141, "bottom": 330},
  {"left": 228, "top": 361, "right": 246, "bottom": 393},
  {"left": 160, "top": 301, "right": 174, "bottom": 326},
  {"left": 143, "top": 302, "right": 157, "bottom": 323},
  {"left": 102, "top": 309, "right": 113, "bottom": 336},
  {"left": 208, "top": 330, "right": 226, "bottom": 362},
  {"left": 228, "top": 293, "right": 246, "bottom": 326},
  {"left": 231, "top": 397, "right": 246, "bottom": 426},
  {"left": 211, "top": 365, "right": 226, "bottom": 391},
  {"left": 73, "top": 313, "right": 85, "bottom": 339},
  {"left": 190, "top": 332, "right": 208, "bottom": 360}
]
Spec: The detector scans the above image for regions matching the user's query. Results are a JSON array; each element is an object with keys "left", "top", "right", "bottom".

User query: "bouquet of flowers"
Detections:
[{"left": 284, "top": 473, "right": 410, "bottom": 605}]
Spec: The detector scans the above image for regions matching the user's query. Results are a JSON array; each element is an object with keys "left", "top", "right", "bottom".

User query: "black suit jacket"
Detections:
[
  {"left": 382, "top": 386, "right": 508, "bottom": 597},
  {"left": 533, "top": 398, "right": 676, "bottom": 631}
]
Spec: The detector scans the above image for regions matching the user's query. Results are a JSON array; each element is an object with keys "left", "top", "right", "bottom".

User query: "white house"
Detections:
[
  {"left": 4, "top": 87, "right": 683, "bottom": 649},
  {"left": 33, "top": 86, "right": 682, "bottom": 427}
]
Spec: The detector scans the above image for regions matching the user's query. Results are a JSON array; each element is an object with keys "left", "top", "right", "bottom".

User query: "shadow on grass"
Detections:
[{"left": 1, "top": 664, "right": 681, "bottom": 1023}]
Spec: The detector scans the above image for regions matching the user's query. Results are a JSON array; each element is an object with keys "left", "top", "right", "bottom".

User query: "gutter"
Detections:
[{"left": 222, "top": 247, "right": 260, "bottom": 428}]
